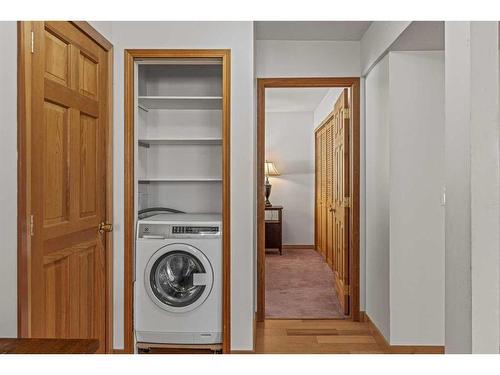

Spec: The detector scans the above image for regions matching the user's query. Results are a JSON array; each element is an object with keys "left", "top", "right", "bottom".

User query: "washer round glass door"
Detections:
[{"left": 145, "top": 243, "right": 214, "bottom": 313}]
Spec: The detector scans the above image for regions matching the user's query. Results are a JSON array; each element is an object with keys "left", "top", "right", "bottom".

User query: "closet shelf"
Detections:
[
  {"left": 138, "top": 177, "right": 222, "bottom": 183},
  {"left": 138, "top": 96, "right": 222, "bottom": 110},
  {"left": 138, "top": 138, "right": 222, "bottom": 147}
]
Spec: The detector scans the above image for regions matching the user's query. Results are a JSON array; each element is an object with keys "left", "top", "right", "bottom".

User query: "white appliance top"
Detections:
[{"left": 138, "top": 213, "right": 222, "bottom": 225}]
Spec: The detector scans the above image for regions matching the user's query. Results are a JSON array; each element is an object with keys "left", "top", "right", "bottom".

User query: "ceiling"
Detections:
[
  {"left": 265, "top": 88, "right": 341, "bottom": 113},
  {"left": 255, "top": 21, "right": 372, "bottom": 41},
  {"left": 391, "top": 21, "right": 444, "bottom": 51}
]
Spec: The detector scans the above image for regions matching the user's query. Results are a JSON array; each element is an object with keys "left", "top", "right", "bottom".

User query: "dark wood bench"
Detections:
[{"left": 0, "top": 338, "right": 99, "bottom": 354}]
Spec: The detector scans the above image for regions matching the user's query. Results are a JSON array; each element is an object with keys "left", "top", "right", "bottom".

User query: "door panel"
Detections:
[
  {"left": 27, "top": 21, "right": 110, "bottom": 352},
  {"left": 314, "top": 88, "right": 350, "bottom": 316},
  {"left": 79, "top": 113, "right": 99, "bottom": 218},
  {"left": 326, "top": 121, "right": 334, "bottom": 268},
  {"left": 42, "top": 101, "right": 70, "bottom": 226},
  {"left": 44, "top": 28, "right": 70, "bottom": 87},
  {"left": 332, "top": 89, "right": 350, "bottom": 315},
  {"left": 321, "top": 129, "right": 327, "bottom": 259}
]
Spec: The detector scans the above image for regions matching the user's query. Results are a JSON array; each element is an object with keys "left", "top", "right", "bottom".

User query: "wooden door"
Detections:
[
  {"left": 315, "top": 133, "right": 321, "bottom": 251},
  {"left": 24, "top": 22, "right": 111, "bottom": 352},
  {"left": 325, "top": 121, "right": 334, "bottom": 268},
  {"left": 320, "top": 128, "right": 328, "bottom": 259},
  {"left": 332, "top": 89, "right": 350, "bottom": 314}
]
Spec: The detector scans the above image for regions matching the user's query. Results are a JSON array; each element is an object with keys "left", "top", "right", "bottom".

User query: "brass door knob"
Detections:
[{"left": 98, "top": 222, "right": 113, "bottom": 233}]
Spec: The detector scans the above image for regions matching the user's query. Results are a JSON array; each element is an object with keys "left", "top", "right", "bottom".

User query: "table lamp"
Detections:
[{"left": 264, "top": 161, "right": 280, "bottom": 207}]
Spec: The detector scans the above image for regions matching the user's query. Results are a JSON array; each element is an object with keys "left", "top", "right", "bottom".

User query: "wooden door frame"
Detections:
[
  {"left": 17, "top": 21, "right": 114, "bottom": 352},
  {"left": 123, "top": 49, "right": 231, "bottom": 354},
  {"left": 256, "top": 77, "right": 360, "bottom": 322}
]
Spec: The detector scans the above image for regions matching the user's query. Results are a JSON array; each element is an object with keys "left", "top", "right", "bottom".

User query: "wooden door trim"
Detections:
[
  {"left": 17, "top": 21, "right": 114, "bottom": 353},
  {"left": 256, "top": 77, "right": 360, "bottom": 322},
  {"left": 124, "top": 49, "right": 231, "bottom": 354},
  {"left": 71, "top": 22, "right": 113, "bottom": 51}
]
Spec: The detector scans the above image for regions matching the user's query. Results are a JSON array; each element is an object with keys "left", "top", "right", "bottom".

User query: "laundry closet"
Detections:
[
  {"left": 135, "top": 58, "right": 224, "bottom": 215},
  {"left": 129, "top": 51, "right": 230, "bottom": 353}
]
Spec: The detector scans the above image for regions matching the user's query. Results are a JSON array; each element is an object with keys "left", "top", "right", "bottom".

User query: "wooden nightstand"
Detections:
[{"left": 265, "top": 205, "right": 283, "bottom": 255}]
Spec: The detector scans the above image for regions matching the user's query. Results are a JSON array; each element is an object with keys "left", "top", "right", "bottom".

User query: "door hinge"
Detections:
[
  {"left": 29, "top": 214, "right": 34, "bottom": 236},
  {"left": 343, "top": 197, "right": 351, "bottom": 208},
  {"left": 342, "top": 108, "right": 350, "bottom": 120},
  {"left": 30, "top": 31, "right": 34, "bottom": 54}
]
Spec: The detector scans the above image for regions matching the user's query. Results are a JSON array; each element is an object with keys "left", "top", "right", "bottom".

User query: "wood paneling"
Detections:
[
  {"left": 17, "top": 21, "right": 113, "bottom": 353},
  {"left": 124, "top": 49, "right": 231, "bottom": 354},
  {"left": 257, "top": 78, "right": 360, "bottom": 323}
]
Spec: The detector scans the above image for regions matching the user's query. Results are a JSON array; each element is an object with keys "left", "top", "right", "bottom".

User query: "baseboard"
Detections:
[
  {"left": 282, "top": 245, "right": 315, "bottom": 250},
  {"left": 362, "top": 311, "right": 444, "bottom": 354},
  {"left": 359, "top": 311, "right": 368, "bottom": 322}
]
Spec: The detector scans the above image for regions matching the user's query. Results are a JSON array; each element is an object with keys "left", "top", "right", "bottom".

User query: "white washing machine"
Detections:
[{"left": 135, "top": 213, "right": 222, "bottom": 344}]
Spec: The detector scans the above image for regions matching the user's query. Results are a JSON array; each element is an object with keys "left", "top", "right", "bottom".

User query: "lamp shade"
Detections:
[{"left": 264, "top": 161, "right": 280, "bottom": 176}]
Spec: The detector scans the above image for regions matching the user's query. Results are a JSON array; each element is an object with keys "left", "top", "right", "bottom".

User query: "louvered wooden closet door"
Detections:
[
  {"left": 325, "top": 122, "right": 334, "bottom": 268},
  {"left": 321, "top": 129, "right": 328, "bottom": 258},
  {"left": 315, "top": 133, "right": 321, "bottom": 252},
  {"left": 314, "top": 89, "right": 351, "bottom": 316}
]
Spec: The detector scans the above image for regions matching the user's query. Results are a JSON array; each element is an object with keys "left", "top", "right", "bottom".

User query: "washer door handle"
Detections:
[{"left": 193, "top": 273, "right": 209, "bottom": 286}]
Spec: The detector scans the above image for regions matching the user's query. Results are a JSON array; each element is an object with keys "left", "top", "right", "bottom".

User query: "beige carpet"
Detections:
[{"left": 265, "top": 248, "right": 345, "bottom": 319}]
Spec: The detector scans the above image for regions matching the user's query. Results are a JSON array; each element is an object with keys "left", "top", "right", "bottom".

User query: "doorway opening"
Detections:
[{"left": 256, "top": 78, "right": 360, "bottom": 323}]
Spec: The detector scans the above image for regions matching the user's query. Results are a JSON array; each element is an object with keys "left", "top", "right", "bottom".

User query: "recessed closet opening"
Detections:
[
  {"left": 124, "top": 50, "right": 231, "bottom": 354},
  {"left": 257, "top": 78, "right": 360, "bottom": 324},
  {"left": 136, "top": 61, "right": 224, "bottom": 211}
]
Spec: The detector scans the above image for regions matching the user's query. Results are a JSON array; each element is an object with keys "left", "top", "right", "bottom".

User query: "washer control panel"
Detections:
[{"left": 137, "top": 223, "right": 221, "bottom": 239}]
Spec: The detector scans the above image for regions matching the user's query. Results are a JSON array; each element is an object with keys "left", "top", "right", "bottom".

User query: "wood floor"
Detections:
[
  {"left": 255, "top": 319, "right": 386, "bottom": 354},
  {"left": 255, "top": 319, "right": 445, "bottom": 354}
]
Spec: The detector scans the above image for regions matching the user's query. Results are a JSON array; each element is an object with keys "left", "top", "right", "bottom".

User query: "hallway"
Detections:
[{"left": 265, "top": 248, "right": 344, "bottom": 319}]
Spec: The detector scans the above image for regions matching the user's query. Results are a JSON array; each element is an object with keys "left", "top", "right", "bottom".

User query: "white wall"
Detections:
[
  {"left": 0, "top": 21, "right": 18, "bottom": 338},
  {"left": 365, "top": 52, "right": 445, "bottom": 346},
  {"left": 103, "top": 21, "right": 255, "bottom": 351},
  {"left": 444, "top": 22, "right": 500, "bottom": 354},
  {"left": 389, "top": 52, "right": 445, "bottom": 345},
  {"left": 256, "top": 40, "right": 361, "bottom": 77},
  {"left": 88, "top": 21, "right": 113, "bottom": 42},
  {"left": 265, "top": 111, "right": 315, "bottom": 246},
  {"left": 365, "top": 54, "right": 391, "bottom": 341}
]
